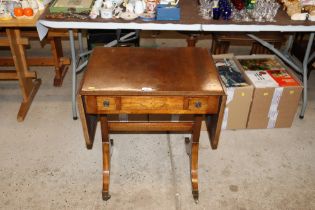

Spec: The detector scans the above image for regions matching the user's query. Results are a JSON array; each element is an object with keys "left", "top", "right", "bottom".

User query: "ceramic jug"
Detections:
[
  {"left": 6, "top": 1, "right": 20, "bottom": 15},
  {"left": 0, "top": 3, "right": 6, "bottom": 15},
  {"left": 29, "top": 0, "right": 39, "bottom": 10},
  {"left": 134, "top": 0, "right": 145, "bottom": 15},
  {"left": 21, "top": 0, "right": 30, "bottom": 8},
  {"left": 103, "top": 0, "right": 114, "bottom": 9},
  {"left": 145, "top": 0, "right": 158, "bottom": 14}
]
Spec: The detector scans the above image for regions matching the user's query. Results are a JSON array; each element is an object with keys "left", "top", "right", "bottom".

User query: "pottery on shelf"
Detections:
[
  {"left": 134, "top": 0, "right": 145, "bottom": 15},
  {"left": 120, "top": 11, "right": 138, "bottom": 20}
]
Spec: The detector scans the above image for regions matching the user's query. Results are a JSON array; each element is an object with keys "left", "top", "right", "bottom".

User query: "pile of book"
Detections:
[
  {"left": 215, "top": 57, "right": 248, "bottom": 88},
  {"left": 237, "top": 57, "right": 300, "bottom": 88},
  {"left": 213, "top": 54, "right": 302, "bottom": 130}
]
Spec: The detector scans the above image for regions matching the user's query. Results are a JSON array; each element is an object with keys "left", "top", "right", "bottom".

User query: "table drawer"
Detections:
[
  {"left": 96, "top": 96, "right": 118, "bottom": 111},
  {"left": 121, "top": 96, "right": 184, "bottom": 110},
  {"left": 187, "top": 97, "right": 212, "bottom": 112},
  {"left": 86, "top": 95, "right": 219, "bottom": 114}
]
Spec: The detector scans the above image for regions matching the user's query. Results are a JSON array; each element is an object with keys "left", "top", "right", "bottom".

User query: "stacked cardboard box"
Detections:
[
  {"left": 213, "top": 54, "right": 254, "bottom": 129},
  {"left": 236, "top": 55, "right": 303, "bottom": 128}
]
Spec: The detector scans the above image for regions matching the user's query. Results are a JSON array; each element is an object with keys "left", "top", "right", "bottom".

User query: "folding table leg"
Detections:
[
  {"left": 100, "top": 116, "right": 112, "bottom": 201},
  {"left": 300, "top": 32, "right": 314, "bottom": 119},
  {"left": 69, "top": 29, "right": 78, "bottom": 120}
]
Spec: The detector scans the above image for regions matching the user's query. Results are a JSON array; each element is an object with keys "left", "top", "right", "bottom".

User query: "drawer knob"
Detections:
[
  {"left": 103, "top": 100, "right": 110, "bottom": 107},
  {"left": 195, "top": 101, "right": 202, "bottom": 108}
]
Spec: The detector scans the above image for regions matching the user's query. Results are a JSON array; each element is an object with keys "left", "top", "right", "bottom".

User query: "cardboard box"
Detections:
[
  {"left": 236, "top": 55, "right": 303, "bottom": 129},
  {"left": 213, "top": 54, "right": 254, "bottom": 129}
]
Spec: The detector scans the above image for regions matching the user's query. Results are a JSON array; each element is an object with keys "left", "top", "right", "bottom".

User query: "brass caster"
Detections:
[
  {"left": 185, "top": 137, "right": 190, "bottom": 144},
  {"left": 185, "top": 137, "right": 191, "bottom": 155},
  {"left": 102, "top": 192, "right": 111, "bottom": 201},
  {"left": 86, "top": 144, "right": 93, "bottom": 150},
  {"left": 192, "top": 190, "right": 199, "bottom": 204}
]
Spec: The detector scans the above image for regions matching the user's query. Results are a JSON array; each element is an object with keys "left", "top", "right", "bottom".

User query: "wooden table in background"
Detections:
[
  {"left": 0, "top": 13, "right": 42, "bottom": 121},
  {"left": 78, "top": 47, "right": 226, "bottom": 202}
]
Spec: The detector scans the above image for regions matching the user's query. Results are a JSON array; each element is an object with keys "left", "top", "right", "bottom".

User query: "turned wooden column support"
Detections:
[
  {"left": 100, "top": 116, "right": 114, "bottom": 201},
  {"left": 185, "top": 114, "right": 202, "bottom": 203},
  {"left": 186, "top": 34, "right": 199, "bottom": 47}
]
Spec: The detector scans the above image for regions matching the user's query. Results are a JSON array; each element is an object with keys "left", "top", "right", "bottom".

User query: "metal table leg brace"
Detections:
[{"left": 247, "top": 33, "right": 315, "bottom": 118}]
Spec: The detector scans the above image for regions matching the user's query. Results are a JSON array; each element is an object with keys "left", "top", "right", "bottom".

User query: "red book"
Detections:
[{"left": 267, "top": 70, "right": 299, "bottom": 87}]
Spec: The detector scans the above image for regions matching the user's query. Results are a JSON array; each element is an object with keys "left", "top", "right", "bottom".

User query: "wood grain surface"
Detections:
[{"left": 80, "top": 47, "right": 223, "bottom": 96}]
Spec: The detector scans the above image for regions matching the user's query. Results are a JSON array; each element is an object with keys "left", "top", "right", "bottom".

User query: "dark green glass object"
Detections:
[{"left": 246, "top": 0, "right": 256, "bottom": 9}]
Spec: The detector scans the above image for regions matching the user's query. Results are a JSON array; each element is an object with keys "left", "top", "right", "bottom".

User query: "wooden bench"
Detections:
[
  {"left": 211, "top": 32, "right": 284, "bottom": 55},
  {"left": 0, "top": 29, "right": 72, "bottom": 86}
]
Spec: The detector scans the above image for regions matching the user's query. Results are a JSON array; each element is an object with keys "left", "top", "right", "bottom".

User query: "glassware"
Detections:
[
  {"left": 250, "top": 0, "right": 280, "bottom": 22},
  {"left": 246, "top": 0, "right": 255, "bottom": 9},
  {"left": 219, "top": 0, "right": 232, "bottom": 20},
  {"left": 212, "top": 0, "right": 220, "bottom": 20},
  {"left": 213, "top": 6, "right": 220, "bottom": 19},
  {"left": 265, "top": 1, "right": 280, "bottom": 22},
  {"left": 199, "top": 0, "right": 213, "bottom": 19},
  {"left": 231, "top": 0, "right": 245, "bottom": 10}
]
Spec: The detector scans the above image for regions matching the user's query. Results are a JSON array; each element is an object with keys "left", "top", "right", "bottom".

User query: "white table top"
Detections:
[{"left": 38, "top": 0, "right": 315, "bottom": 32}]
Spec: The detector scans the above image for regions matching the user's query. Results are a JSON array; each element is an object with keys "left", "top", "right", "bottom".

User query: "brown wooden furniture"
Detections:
[
  {"left": 0, "top": 13, "right": 42, "bottom": 121},
  {"left": 78, "top": 47, "right": 226, "bottom": 202},
  {"left": 211, "top": 32, "right": 284, "bottom": 54},
  {"left": 0, "top": 29, "right": 71, "bottom": 86}
]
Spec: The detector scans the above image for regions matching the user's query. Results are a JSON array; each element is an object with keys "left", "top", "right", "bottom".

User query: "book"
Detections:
[
  {"left": 215, "top": 58, "right": 248, "bottom": 88},
  {"left": 238, "top": 58, "right": 285, "bottom": 71},
  {"left": 267, "top": 70, "right": 299, "bottom": 87},
  {"left": 244, "top": 70, "right": 279, "bottom": 88}
]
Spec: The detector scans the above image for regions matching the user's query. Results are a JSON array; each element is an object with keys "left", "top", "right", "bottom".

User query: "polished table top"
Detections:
[{"left": 80, "top": 47, "right": 224, "bottom": 96}]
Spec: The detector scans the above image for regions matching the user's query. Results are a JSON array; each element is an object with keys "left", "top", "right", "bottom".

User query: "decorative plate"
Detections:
[
  {"left": 139, "top": 12, "right": 155, "bottom": 21},
  {"left": 120, "top": 12, "right": 138, "bottom": 20}
]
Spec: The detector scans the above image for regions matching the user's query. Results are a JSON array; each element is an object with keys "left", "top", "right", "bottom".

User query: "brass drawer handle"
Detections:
[
  {"left": 195, "top": 101, "right": 202, "bottom": 108},
  {"left": 103, "top": 100, "right": 110, "bottom": 107}
]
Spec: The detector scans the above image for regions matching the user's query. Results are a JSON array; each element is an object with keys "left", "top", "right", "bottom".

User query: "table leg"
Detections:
[
  {"left": 186, "top": 34, "right": 198, "bottom": 47},
  {"left": 100, "top": 116, "right": 112, "bottom": 201},
  {"left": 78, "top": 30, "right": 85, "bottom": 56},
  {"left": 300, "top": 32, "right": 314, "bottom": 119},
  {"left": 206, "top": 95, "right": 226, "bottom": 149},
  {"left": 50, "top": 37, "right": 69, "bottom": 87},
  {"left": 69, "top": 29, "right": 78, "bottom": 120},
  {"left": 188, "top": 114, "right": 202, "bottom": 203},
  {"left": 6, "top": 28, "right": 41, "bottom": 122}
]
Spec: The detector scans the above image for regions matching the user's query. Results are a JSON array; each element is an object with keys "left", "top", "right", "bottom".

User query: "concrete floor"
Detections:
[{"left": 0, "top": 33, "right": 315, "bottom": 209}]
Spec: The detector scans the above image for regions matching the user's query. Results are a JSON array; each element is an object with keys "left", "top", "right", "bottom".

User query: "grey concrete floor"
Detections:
[{"left": 0, "top": 33, "right": 315, "bottom": 209}]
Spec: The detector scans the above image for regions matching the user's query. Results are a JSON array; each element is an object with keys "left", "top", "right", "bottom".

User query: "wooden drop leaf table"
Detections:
[{"left": 78, "top": 47, "right": 226, "bottom": 202}]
